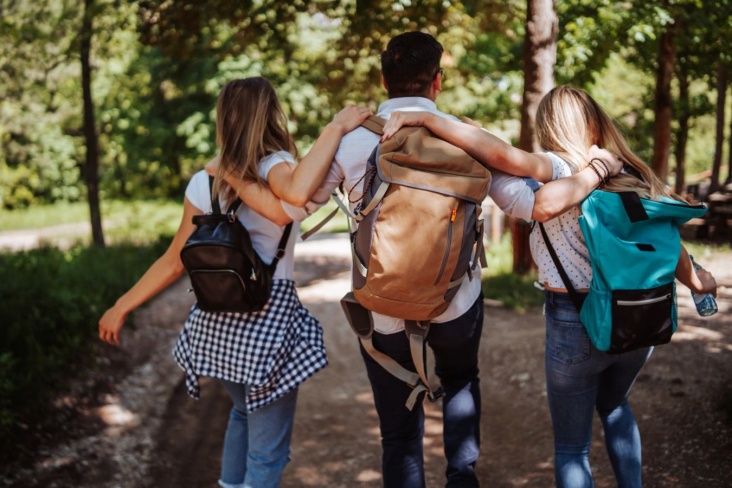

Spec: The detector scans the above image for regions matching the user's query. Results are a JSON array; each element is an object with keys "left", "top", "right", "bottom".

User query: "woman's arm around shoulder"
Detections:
[
  {"left": 267, "top": 104, "right": 372, "bottom": 206},
  {"left": 98, "top": 197, "right": 201, "bottom": 345},
  {"left": 381, "top": 111, "right": 554, "bottom": 182}
]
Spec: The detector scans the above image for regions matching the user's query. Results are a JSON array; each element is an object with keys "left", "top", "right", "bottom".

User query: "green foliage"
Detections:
[
  {"left": 1, "top": 0, "right": 731, "bottom": 213},
  {"left": 0, "top": 238, "right": 169, "bottom": 453}
]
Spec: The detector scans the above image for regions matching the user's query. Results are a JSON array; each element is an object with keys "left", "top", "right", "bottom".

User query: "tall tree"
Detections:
[
  {"left": 80, "top": 0, "right": 104, "bottom": 247},
  {"left": 674, "top": 63, "right": 690, "bottom": 195},
  {"left": 650, "top": 24, "right": 676, "bottom": 183},
  {"left": 711, "top": 63, "right": 727, "bottom": 192},
  {"left": 512, "top": 0, "right": 557, "bottom": 274},
  {"left": 727, "top": 87, "right": 732, "bottom": 184}
]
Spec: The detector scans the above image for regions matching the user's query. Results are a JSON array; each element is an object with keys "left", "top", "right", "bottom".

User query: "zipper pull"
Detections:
[{"left": 451, "top": 208, "right": 457, "bottom": 222}]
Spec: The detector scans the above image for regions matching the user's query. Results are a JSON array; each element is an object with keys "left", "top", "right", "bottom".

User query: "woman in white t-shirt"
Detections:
[
  {"left": 380, "top": 85, "right": 717, "bottom": 488},
  {"left": 99, "top": 77, "right": 371, "bottom": 488}
]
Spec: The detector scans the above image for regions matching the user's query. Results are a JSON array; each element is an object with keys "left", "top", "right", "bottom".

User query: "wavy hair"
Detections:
[
  {"left": 535, "top": 85, "right": 679, "bottom": 201},
  {"left": 214, "top": 77, "right": 296, "bottom": 202}
]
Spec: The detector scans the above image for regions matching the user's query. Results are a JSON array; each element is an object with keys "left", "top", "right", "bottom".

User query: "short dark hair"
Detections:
[{"left": 381, "top": 31, "right": 443, "bottom": 98}]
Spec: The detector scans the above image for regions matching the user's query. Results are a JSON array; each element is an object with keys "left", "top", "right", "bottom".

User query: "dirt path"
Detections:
[{"left": 3, "top": 235, "right": 732, "bottom": 487}]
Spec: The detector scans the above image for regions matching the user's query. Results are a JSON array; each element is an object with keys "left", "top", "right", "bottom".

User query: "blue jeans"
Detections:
[
  {"left": 360, "top": 294, "right": 484, "bottom": 488},
  {"left": 544, "top": 291, "right": 652, "bottom": 488},
  {"left": 218, "top": 381, "right": 298, "bottom": 488}
]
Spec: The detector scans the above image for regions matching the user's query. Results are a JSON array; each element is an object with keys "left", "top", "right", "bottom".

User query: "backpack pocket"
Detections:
[
  {"left": 608, "top": 282, "right": 675, "bottom": 354},
  {"left": 189, "top": 269, "right": 255, "bottom": 313}
]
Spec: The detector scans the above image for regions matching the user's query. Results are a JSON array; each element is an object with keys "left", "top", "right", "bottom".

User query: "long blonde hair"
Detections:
[
  {"left": 535, "top": 85, "right": 677, "bottom": 201},
  {"left": 214, "top": 77, "right": 297, "bottom": 202}
]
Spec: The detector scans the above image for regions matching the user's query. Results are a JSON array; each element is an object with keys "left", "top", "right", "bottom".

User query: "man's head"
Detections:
[{"left": 381, "top": 31, "right": 443, "bottom": 99}]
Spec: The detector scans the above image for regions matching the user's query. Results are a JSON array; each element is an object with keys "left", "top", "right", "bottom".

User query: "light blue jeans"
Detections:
[
  {"left": 218, "top": 381, "right": 298, "bottom": 488},
  {"left": 544, "top": 291, "right": 653, "bottom": 488}
]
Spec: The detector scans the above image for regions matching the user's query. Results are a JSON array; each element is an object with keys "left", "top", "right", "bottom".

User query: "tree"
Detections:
[
  {"left": 512, "top": 0, "right": 557, "bottom": 275},
  {"left": 650, "top": 24, "right": 676, "bottom": 183},
  {"left": 711, "top": 63, "right": 728, "bottom": 192},
  {"left": 81, "top": 0, "right": 104, "bottom": 247}
]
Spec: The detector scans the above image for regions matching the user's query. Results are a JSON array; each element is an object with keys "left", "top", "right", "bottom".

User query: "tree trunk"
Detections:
[
  {"left": 711, "top": 62, "right": 727, "bottom": 192},
  {"left": 513, "top": 0, "right": 557, "bottom": 274},
  {"left": 650, "top": 27, "right": 676, "bottom": 184},
  {"left": 727, "top": 85, "right": 732, "bottom": 185},
  {"left": 81, "top": 0, "right": 105, "bottom": 247},
  {"left": 674, "top": 67, "right": 690, "bottom": 196}
]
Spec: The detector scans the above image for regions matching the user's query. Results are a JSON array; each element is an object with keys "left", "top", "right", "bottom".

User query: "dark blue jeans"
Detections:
[{"left": 360, "top": 295, "right": 484, "bottom": 488}]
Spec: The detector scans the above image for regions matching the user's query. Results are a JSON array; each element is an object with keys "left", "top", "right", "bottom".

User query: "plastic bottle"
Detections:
[{"left": 689, "top": 255, "right": 718, "bottom": 317}]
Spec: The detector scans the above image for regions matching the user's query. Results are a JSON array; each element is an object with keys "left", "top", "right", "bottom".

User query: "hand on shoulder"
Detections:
[
  {"left": 380, "top": 111, "right": 432, "bottom": 141},
  {"left": 331, "top": 104, "right": 373, "bottom": 135}
]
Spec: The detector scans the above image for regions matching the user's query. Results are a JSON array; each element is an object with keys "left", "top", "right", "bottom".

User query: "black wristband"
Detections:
[
  {"left": 590, "top": 158, "right": 611, "bottom": 180},
  {"left": 587, "top": 162, "right": 604, "bottom": 187}
]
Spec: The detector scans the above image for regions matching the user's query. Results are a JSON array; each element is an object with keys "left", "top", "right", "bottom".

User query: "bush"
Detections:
[{"left": 0, "top": 237, "right": 169, "bottom": 453}]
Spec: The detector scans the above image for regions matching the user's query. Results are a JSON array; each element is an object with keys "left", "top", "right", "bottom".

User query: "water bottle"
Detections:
[{"left": 689, "top": 255, "right": 718, "bottom": 317}]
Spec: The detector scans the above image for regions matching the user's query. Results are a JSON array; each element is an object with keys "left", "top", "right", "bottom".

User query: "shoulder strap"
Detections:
[
  {"left": 208, "top": 175, "right": 242, "bottom": 215},
  {"left": 360, "top": 115, "right": 386, "bottom": 135},
  {"left": 269, "top": 223, "right": 293, "bottom": 271},
  {"left": 538, "top": 222, "right": 583, "bottom": 311}
]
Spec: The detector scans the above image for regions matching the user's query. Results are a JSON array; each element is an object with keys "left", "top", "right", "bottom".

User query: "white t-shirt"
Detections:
[
  {"left": 529, "top": 152, "right": 592, "bottom": 291},
  {"left": 184, "top": 151, "right": 300, "bottom": 281}
]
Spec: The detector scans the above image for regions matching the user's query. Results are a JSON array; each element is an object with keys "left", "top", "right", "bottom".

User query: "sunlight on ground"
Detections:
[
  {"left": 297, "top": 277, "right": 352, "bottom": 302},
  {"left": 97, "top": 400, "right": 139, "bottom": 434},
  {"left": 356, "top": 469, "right": 382, "bottom": 482},
  {"left": 674, "top": 324, "right": 724, "bottom": 342}
]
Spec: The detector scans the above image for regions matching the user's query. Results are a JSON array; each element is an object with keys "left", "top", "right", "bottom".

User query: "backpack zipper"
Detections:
[
  {"left": 616, "top": 293, "right": 672, "bottom": 306},
  {"left": 435, "top": 208, "right": 457, "bottom": 285}
]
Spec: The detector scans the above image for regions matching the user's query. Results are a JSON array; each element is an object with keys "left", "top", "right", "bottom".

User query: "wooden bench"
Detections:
[{"left": 695, "top": 191, "right": 732, "bottom": 239}]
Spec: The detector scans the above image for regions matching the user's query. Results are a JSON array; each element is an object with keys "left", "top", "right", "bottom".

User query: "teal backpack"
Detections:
[{"left": 541, "top": 189, "right": 707, "bottom": 354}]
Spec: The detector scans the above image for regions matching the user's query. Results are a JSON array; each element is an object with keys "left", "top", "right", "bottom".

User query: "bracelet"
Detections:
[
  {"left": 590, "top": 158, "right": 611, "bottom": 180},
  {"left": 587, "top": 162, "right": 605, "bottom": 187}
]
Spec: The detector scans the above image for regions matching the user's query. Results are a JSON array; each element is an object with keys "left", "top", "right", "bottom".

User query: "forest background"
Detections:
[{"left": 1, "top": 0, "right": 732, "bottom": 471}]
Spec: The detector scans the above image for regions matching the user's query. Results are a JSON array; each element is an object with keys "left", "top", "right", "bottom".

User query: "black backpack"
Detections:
[{"left": 180, "top": 176, "right": 292, "bottom": 313}]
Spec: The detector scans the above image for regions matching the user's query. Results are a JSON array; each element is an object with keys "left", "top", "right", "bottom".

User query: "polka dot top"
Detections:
[{"left": 529, "top": 152, "right": 592, "bottom": 291}]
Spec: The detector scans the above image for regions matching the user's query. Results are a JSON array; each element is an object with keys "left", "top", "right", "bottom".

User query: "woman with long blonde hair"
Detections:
[
  {"left": 381, "top": 84, "right": 717, "bottom": 488},
  {"left": 99, "top": 77, "right": 371, "bottom": 488}
]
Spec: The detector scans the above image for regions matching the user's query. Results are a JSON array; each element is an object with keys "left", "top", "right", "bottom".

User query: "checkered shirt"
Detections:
[{"left": 173, "top": 280, "right": 328, "bottom": 412}]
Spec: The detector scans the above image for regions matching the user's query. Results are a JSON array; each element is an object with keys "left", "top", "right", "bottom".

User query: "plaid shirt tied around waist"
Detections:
[{"left": 173, "top": 280, "right": 328, "bottom": 412}]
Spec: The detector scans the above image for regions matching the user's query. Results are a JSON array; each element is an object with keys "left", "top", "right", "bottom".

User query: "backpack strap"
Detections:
[
  {"left": 360, "top": 115, "right": 386, "bottom": 135},
  {"left": 340, "top": 293, "right": 442, "bottom": 410},
  {"left": 538, "top": 222, "right": 583, "bottom": 311},
  {"left": 269, "top": 223, "right": 293, "bottom": 271},
  {"left": 404, "top": 320, "right": 444, "bottom": 403},
  {"left": 208, "top": 175, "right": 242, "bottom": 216},
  {"left": 300, "top": 190, "right": 355, "bottom": 241}
]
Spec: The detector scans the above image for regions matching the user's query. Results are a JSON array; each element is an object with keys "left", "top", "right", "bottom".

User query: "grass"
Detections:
[{"left": 0, "top": 199, "right": 183, "bottom": 233}]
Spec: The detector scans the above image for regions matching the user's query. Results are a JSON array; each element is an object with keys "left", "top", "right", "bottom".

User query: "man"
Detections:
[{"left": 285, "top": 31, "right": 534, "bottom": 487}]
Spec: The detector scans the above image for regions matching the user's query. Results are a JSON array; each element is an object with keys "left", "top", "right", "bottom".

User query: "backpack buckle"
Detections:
[
  {"left": 226, "top": 210, "right": 237, "bottom": 223},
  {"left": 427, "top": 386, "right": 445, "bottom": 402}
]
